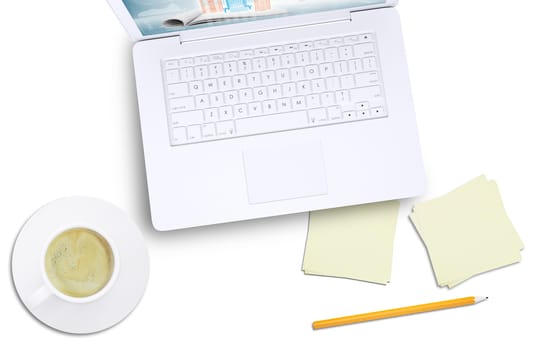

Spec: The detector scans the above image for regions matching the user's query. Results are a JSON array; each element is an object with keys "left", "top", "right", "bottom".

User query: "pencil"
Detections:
[{"left": 312, "top": 296, "right": 488, "bottom": 330}]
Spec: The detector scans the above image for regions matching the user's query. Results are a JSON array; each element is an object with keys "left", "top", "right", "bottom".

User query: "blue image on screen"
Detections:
[{"left": 224, "top": 0, "right": 253, "bottom": 13}]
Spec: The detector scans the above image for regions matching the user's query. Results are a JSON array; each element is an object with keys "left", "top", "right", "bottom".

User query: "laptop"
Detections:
[{"left": 107, "top": 0, "right": 425, "bottom": 231}]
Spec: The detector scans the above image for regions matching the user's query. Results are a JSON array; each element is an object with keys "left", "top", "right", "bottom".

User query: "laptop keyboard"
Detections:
[{"left": 162, "top": 33, "right": 387, "bottom": 146}]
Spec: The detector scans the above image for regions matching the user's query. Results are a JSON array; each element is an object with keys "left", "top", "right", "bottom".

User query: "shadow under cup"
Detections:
[{"left": 42, "top": 227, "right": 117, "bottom": 301}]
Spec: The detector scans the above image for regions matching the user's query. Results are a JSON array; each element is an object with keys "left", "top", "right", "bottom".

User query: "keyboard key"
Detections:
[
  {"left": 218, "top": 76, "right": 233, "bottom": 90},
  {"left": 194, "top": 65, "right": 208, "bottom": 80},
  {"left": 204, "top": 108, "right": 219, "bottom": 122},
  {"left": 344, "top": 35, "right": 360, "bottom": 44},
  {"left": 180, "top": 67, "right": 194, "bottom": 81},
  {"left": 358, "top": 109, "right": 371, "bottom": 119},
  {"left": 310, "top": 50, "right": 324, "bottom": 64},
  {"left": 284, "top": 43, "right": 299, "bottom": 52},
  {"left": 233, "top": 75, "right": 247, "bottom": 89},
  {"left": 312, "top": 79, "right": 326, "bottom": 93},
  {"left": 305, "top": 65, "right": 320, "bottom": 79},
  {"left": 296, "top": 52, "right": 310, "bottom": 65},
  {"left": 239, "top": 50, "right": 255, "bottom": 59},
  {"left": 209, "top": 53, "right": 224, "bottom": 62},
  {"left": 292, "top": 96, "right": 307, "bottom": 109},
  {"left": 277, "top": 98, "right": 292, "bottom": 112},
  {"left": 224, "top": 61, "right": 238, "bottom": 75},
  {"left": 327, "top": 106, "right": 342, "bottom": 120},
  {"left": 224, "top": 90, "right": 239, "bottom": 105},
  {"left": 300, "top": 42, "right": 314, "bottom": 50},
  {"left": 180, "top": 58, "right": 194, "bottom": 66},
  {"left": 324, "top": 47, "right": 339, "bottom": 61},
  {"left": 306, "top": 94, "right": 321, "bottom": 108},
  {"left": 247, "top": 72, "right": 262, "bottom": 87},
  {"left": 216, "top": 121, "right": 236, "bottom": 136},
  {"left": 203, "top": 79, "right": 218, "bottom": 93},
  {"left": 266, "top": 56, "right": 281, "bottom": 69},
  {"left": 253, "top": 57, "right": 267, "bottom": 71},
  {"left": 297, "top": 81, "right": 312, "bottom": 95},
  {"left": 189, "top": 81, "right": 203, "bottom": 94},
  {"left": 248, "top": 102, "right": 263, "bottom": 116},
  {"left": 340, "top": 75, "right": 355, "bottom": 89},
  {"left": 164, "top": 60, "right": 179, "bottom": 70},
  {"left": 262, "top": 100, "right": 277, "bottom": 114},
  {"left": 187, "top": 125, "right": 202, "bottom": 141},
  {"left": 350, "top": 86, "right": 383, "bottom": 105},
  {"left": 167, "top": 83, "right": 189, "bottom": 98},
  {"left": 224, "top": 52, "right": 240, "bottom": 60},
  {"left": 234, "top": 104, "right": 249, "bottom": 118},
  {"left": 253, "top": 86, "right": 267, "bottom": 101},
  {"left": 282, "top": 82, "right": 296, "bottom": 97},
  {"left": 355, "top": 72, "right": 379, "bottom": 86},
  {"left": 321, "top": 92, "right": 336, "bottom": 106},
  {"left": 235, "top": 111, "right": 308, "bottom": 135},
  {"left": 238, "top": 59, "right": 252, "bottom": 73},
  {"left": 281, "top": 54, "right": 295, "bottom": 67},
  {"left": 166, "top": 70, "right": 180, "bottom": 84},
  {"left": 308, "top": 108, "right": 327, "bottom": 124},
  {"left": 343, "top": 110, "right": 357, "bottom": 120},
  {"left": 354, "top": 43, "right": 376, "bottom": 57},
  {"left": 210, "top": 92, "right": 224, "bottom": 107},
  {"left": 329, "top": 37, "right": 344, "bottom": 46},
  {"left": 348, "top": 59, "right": 363, "bottom": 73},
  {"left": 171, "top": 110, "right": 203, "bottom": 126},
  {"left": 219, "top": 106, "right": 233, "bottom": 120},
  {"left": 363, "top": 57, "right": 378, "bottom": 71},
  {"left": 195, "top": 94, "right": 210, "bottom": 109},
  {"left": 172, "top": 127, "right": 187, "bottom": 144},
  {"left": 358, "top": 33, "right": 374, "bottom": 43},
  {"left": 202, "top": 123, "right": 216, "bottom": 137},
  {"left": 356, "top": 101, "right": 369, "bottom": 110},
  {"left": 261, "top": 71, "right": 276, "bottom": 85},
  {"left": 290, "top": 67, "right": 305, "bottom": 81},
  {"left": 276, "top": 69, "right": 290, "bottom": 83},
  {"left": 370, "top": 107, "right": 387, "bottom": 117},
  {"left": 239, "top": 88, "right": 254, "bottom": 103},
  {"left": 267, "top": 85, "right": 282, "bottom": 99},
  {"left": 270, "top": 45, "right": 284, "bottom": 54},
  {"left": 170, "top": 97, "right": 195, "bottom": 112},
  {"left": 194, "top": 56, "right": 209, "bottom": 65},
  {"left": 319, "top": 63, "right": 334, "bottom": 77},
  {"left": 314, "top": 39, "right": 330, "bottom": 49},
  {"left": 255, "top": 47, "right": 269, "bottom": 56},
  {"left": 209, "top": 63, "right": 223, "bottom": 77},
  {"left": 339, "top": 46, "right": 353, "bottom": 59}
]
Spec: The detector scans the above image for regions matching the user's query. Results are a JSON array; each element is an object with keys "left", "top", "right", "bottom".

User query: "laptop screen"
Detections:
[{"left": 122, "top": 0, "right": 386, "bottom": 37}]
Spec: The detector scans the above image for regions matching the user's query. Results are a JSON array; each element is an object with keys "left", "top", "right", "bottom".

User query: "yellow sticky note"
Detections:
[
  {"left": 411, "top": 176, "right": 523, "bottom": 288},
  {"left": 302, "top": 201, "right": 400, "bottom": 285}
]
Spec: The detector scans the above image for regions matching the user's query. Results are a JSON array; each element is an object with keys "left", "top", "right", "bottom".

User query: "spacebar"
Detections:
[{"left": 235, "top": 111, "right": 308, "bottom": 136}]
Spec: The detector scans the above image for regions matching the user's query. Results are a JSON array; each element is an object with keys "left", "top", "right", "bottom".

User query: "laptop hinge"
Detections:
[{"left": 177, "top": 10, "right": 350, "bottom": 45}]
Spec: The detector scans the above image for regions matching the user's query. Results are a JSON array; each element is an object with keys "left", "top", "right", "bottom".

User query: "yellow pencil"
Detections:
[{"left": 312, "top": 296, "right": 488, "bottom": 330}]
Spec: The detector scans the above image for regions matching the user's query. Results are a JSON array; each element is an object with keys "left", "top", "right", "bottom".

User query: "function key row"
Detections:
[{"left": 163, "top": 34, "right": 374, "bottom": 70}]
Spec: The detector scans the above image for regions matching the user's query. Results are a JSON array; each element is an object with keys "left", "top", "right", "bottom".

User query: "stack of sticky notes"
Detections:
[
  {"left": 410, "top": 175, "right": 524, "bottom": 288},
  {"left": 302, "top": 201, "right": 400, "bottom": 285}
]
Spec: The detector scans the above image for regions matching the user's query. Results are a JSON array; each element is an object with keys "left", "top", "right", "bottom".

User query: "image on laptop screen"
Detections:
[{"left": 122, "top": 0, "right": 385, "bottom": 36}]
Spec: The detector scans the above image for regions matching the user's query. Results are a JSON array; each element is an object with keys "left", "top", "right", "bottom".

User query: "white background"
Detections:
[{"left": 1, "top": 1, "right": 537, "bottom": 348}]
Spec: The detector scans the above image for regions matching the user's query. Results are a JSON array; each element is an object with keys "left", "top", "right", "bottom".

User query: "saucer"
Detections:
[{"left": 12, "top": 196, "right": 150, "bottom": 334}]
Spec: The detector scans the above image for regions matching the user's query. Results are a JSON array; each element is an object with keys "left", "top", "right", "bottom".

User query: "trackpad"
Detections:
[{"left": 243, "top": 141, "right": 328, "bottom": 204}]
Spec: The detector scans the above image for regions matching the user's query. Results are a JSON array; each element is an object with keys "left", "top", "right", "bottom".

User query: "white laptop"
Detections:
[{"left": 107, "top": 0, "right": 425, "bottom": 231}]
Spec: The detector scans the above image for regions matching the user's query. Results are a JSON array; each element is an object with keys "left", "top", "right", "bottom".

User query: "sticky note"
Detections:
[
  {"left": 411, "top": 176, "right": 523, "bottom": 288},
  {"left": 302, "top": 201, "right": 400, "bottom": 285}
]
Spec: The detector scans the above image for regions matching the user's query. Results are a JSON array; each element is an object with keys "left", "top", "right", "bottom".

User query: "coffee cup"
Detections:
[{"left": 27, "top": 226, "right": 120, "bottom": 309}]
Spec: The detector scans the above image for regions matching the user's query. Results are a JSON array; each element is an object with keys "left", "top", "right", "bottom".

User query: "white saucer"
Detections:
[{"left": 12, "top": 197, "right": 150, "bottom": 334}]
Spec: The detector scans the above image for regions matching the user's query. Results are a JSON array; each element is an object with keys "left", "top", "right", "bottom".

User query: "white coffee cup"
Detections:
[{"left": 27, "top": 225, "right": 120, "bottom": 309}]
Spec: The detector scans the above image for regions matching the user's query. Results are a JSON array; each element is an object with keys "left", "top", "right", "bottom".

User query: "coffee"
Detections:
[{"left": 44, "top": 228, "right": 114, "bottom": 298}]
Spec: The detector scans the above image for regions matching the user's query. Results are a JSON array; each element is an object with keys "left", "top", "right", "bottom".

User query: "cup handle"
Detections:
[{"left": 27, "top": 285, "right": 52, "bottom": 309}]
